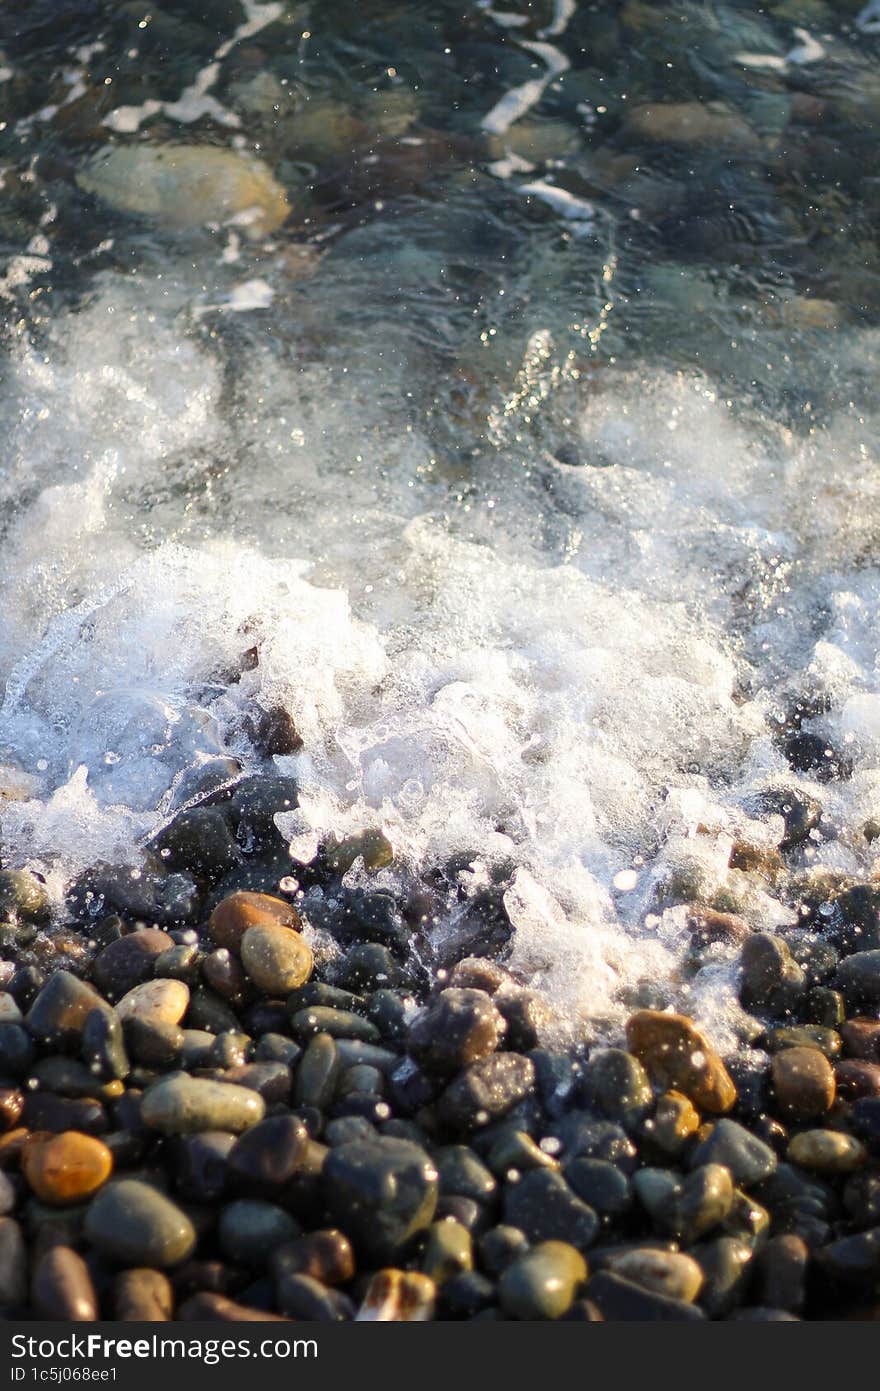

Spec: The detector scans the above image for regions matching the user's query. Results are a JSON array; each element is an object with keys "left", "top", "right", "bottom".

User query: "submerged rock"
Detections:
[{"left": 77, "top": 144, "right": 290, "bottom": 237}]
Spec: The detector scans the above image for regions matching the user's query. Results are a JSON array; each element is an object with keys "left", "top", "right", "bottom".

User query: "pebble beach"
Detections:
[{"left": 2, "top": 0, "right": 880, "bottom": 1322}]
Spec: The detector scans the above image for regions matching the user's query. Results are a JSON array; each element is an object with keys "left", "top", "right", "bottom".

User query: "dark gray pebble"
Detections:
[
  {"left": 503, "top": 1169, "right": 598, "bottom": 1251},
  {"left": 322, "top": 1135, "right": 438, "bottom": 1263},
  {"left": 226, "top": 1114, "right": 309, "bottom": 1194},
  {"left": 218, "top": 1199, "right": 300, "bottom": 1266},
  {"left": 438, "top": 1053, "right": 535, "bottom": 1132},
  {"left": 586, "top": 1270, "right": 706, "bottom": 1321},
  {"left": 688, "top": 1119, "right": 778, "bottom": 1186}
]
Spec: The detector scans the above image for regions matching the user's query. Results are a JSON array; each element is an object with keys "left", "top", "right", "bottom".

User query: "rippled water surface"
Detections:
[{"left": 2, "top": 0, "right": 880, "bottom": 1043}]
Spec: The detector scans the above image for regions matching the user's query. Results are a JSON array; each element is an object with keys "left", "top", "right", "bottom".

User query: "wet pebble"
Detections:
[
  {"left": 407, "top": 989, "right": 506, "bottom": 1076},
  {"left": 81, "top": 1010, "right": 129, "bottom": 1082},
  {"left": 124, "top": 1018, "right": 184, "bottom": 1070},
  {"left": 275, "top": 1271, "right": 353, "bottom": 1320},
  {"left": 503, "top": 1168, "right": 598, "bottom": 1250},
  {"left": 498, "top": 1241, "right": 587, "bottom": 1320},
  {"left": 113, "top": 1267, "right": 174, "bottom": 1321},
  {"left": 322, "top": 1135, "right": 438, "bottom": 1263},
  {"left": 0, "top": 1216, "right": 27, "bottom": 1307},
  {"left": 356, "top": 1269, "right": 436, "bottom": 1321},
  {"left": 22, "top": 1132, "right": 113, "bottom": 1206},
  {"left": 77, "top": 144, "right": 290, "bottom": 238},
  {"left": 605, "top": 1248, "right": 703, "bottom": 1303},
  {"left": 478, "top": 1224, "right": 529, "bottom": 1276},
  {"left": 290, "top": 1006, "right": 378, "bottom": 1043},
  {"left": 754, "top": 1234, "right": 808, "bottom": 1313},
  {"left": 564, "top": 1158, "right": 632, "bottom": 1220},
  {"left": 585, "top": 1269, "right": 706, "bottom": 1322},
  {"left": 141, "top": 1074, "right": 265, "bottom": 1134},
  {"left": 582, "top": 1048, "right": 653, "bottom": 1129},
  {"left": 836, "top": 951, "right": 880, "bottom": 1009},
  {"left": 643, "top": 1090, "right": 700, "bottom": 1157},
  {"left": 116, "top": 979, "right": 189, "bottom": 1028},
  {"left": 218, "top": 1198, "right": 299, "bottom": 1266},
  {"left": 635, "top": 1164, "right": 734, "bottom": 1243},
  {"left": 22, "top": 1093, "right": 107, "bottom": 1137},
  {"left": 272, "top": 1229, "right": 355, "bottom": 1286},
  {"left": 0, "top": 1023, "right": 35, "bottom": 1077},
  {"left": 688, "top": 1119, "right": 778, "bottom": 1185},
  {"left": 739, "top": 933, "right": 806, "bottom": 1014},
  {"left": 92, "top": 932, "right": 173, "bottom": 1001},
  {"left": 226, "top": 1114, "right": 308, "bottom": 1193},
  {"left": 85, "top": 1180, "right": 196, "bottom": 1267},
  {"left": 787, "top": 1129, "right": 867, "bottom": 1173},
  {"left": 241, "top": 924, "right": 313, "bottom": 996},
  {"left": 421, "top": 1218, "right": 473, "bottom": 1285},
  {"left": 293, "top": 1033, "right": 339, "bottom": 1108},
  {"left": 626, "top": 1011, "right": 736, "bottom": 1114},
  {"left": 152, "top": 807, "right": 239, "bottom": 884},
  {"left": 170, "top": 1131, "right": 235, "bottom": 1203},
  {"left": 835, "top": 1059, "right": 880, "bottom": 1100},
  {"left": 26, "top": 972, "right": 110, "bottom": 1049},
  {"left": 841, "top": 1017, "right": 880, "bottom": 1061},
  {"left": 438, "top": 1053, "right": 535, "bottom": 1132},
  {"left": 31, "top": 1245, "right": 97, "bottom": 1320},
  {"left": 817, "top": 1227, "right": 880, "bottom": 1284},
  {"left": 692, "top": 1237, "right": 752, "bottom": 1318}
]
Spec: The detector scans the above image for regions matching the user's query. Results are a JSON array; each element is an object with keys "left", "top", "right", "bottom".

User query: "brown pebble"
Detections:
[
  {"left": 841, "top": 1018, "right": 880, "bottom": 1062},
  {"left": 771, "top": 1046, "right": 836, "bottom": 1121},
  {"left": 209, "top": 892, "right": 301, "bottom": 952},
  {"left": 114, "top": 1268, "right": 174, "bottom": 1321},
  {"left": 686, "top": 908, "right": 750, "bottom": 948},
  {"left": 356, "top": 1269, "right": 436, "bottom": 1321},
  {"left": 273, "top": 1230, "right": 355, "bottom": 1287},
  {"left": 177, "top": 1292, "right": 291, "bottom": 1321},
  {"left": 646, "top": 1090, "right": 701, "bottom": 1156},
  {"left": 835, "top": 1060, "right": 880, "bottom": 1101},
  {"left": 625, "top": 1011, "right": 737, "bottom": 1113},
  {"left": 32, "top": 1246, "right": 98, "bottom": 1320},
  {"left": 447, "top": 958, "right": 508, "bottom": 994},
  {"left": 788, "top": 1129, "right": 867, "bottom": 1174},
  {"left": 0, "top": 1089, "right": 24, "bottom": 1131},
  {"left": 23, "top": 1131, "right": 113, "bottom": 1205}
]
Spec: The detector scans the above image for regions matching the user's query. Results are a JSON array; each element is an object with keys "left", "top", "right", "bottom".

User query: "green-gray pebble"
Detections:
[
  {"left": 141, "top": 1073, "right": 265, "bottom": 1134},
  {"left": 84, "top": 1180, "right": 195, "bottom": 1268}
]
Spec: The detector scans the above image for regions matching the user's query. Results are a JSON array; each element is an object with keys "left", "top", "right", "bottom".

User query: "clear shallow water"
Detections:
[{"left": 1, "top": 0, "right": 880, "bottom": 1045}]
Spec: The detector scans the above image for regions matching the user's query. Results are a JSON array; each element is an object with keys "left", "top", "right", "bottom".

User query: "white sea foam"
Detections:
[{"left": 2, "top": 270, "right": 880, "bottom": 1046}]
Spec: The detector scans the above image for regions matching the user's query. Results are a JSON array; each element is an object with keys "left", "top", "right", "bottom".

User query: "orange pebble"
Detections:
[{"left": 23, "top": 1130, "right": 113, "bottom": 1205}]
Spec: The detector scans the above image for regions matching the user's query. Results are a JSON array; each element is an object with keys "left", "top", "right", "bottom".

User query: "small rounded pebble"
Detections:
[
  {"left": 788, "top": 1129, "right": 867, "bottom": 1174},
  {"left": 241, "top": 924, "right": 313, "bottom": 995},
  {"left": 141, "top": 1074, "right": 265, "bottom": 1135},
  {"left": 85, "top": 1180, "right": 196, "bottom": 1267},
  {"left": 23, "top": 1131, "right": 113, "bottom": 1205},
  {"left": 499, "top": 1241, "right": 587, "bottom": 1320},
  {"left": 116, "top": 979, "right": 190, "bottom": 1028}
]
